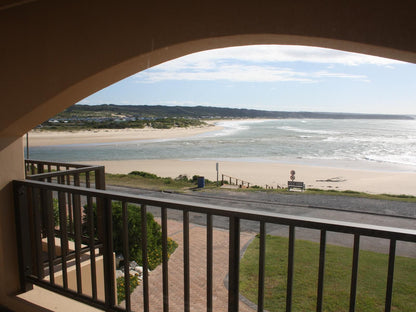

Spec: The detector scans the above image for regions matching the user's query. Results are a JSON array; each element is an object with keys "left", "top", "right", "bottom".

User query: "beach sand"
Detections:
[
  {"left": 28, "top": 123, "right": 222, "bottom": 147},
  {"left": 81, "top": 159, "right": 416, "bottom": 196},
  {"left": 29, "top": 125, "right": 416, "bottom": 196}
]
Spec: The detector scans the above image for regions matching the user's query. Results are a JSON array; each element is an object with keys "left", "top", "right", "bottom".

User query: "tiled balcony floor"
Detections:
[{"left": 131, "top": 219, "right": 256, "bottom": 311}]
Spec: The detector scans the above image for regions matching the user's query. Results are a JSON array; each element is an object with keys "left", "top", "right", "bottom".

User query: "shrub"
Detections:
[
  {"left": 128, "top": 171, "right": 158, "bottom": 179},
  {"left": 84, "top": 202, "right": 177, "bottom": 270},
  {"left": 117, "top": 273, "right": 140, "bottom": 304}
]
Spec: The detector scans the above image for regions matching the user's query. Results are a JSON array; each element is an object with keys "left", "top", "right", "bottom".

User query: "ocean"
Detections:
[{"left": 28, "top": 119, "right": 416, "bottom": 172}]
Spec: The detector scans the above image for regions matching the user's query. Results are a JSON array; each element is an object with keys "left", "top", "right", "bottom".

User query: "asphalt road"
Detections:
[{"left": 106, "top": 185, "right": 416, "bottom": 257}]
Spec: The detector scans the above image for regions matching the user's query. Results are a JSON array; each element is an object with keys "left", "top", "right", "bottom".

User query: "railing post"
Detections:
[
  {"left": 161, "top": 207, "right": 169, "bottom": 312},
  {"left": 101, "top": 198, "right": 115, "bottom": 308},
  {"left": 95, "top": 167, "right": 106, "bottom": 256},
  {"left": 207, "top": 214, "right": 213, "bottom": 312},
  {"left": 286, "top": 225, "right": 295, "bottom": 312},
  {"left": 316, "top": 229, "right": 327, "bottom": 312},
  {"left": 45, "top": 190, "right": 56, "bottom": 285},
  {"left": 228, "top": 216, "right": 240, "bottom": 312},
  {"left": 141, "top": 205, "right": 149, "bottom": 312},
  {"left": 13, "top": 182, "right": 33, "bottom": 293},
  {"left": 257, "top": 221, "right": 266, "bottom": 312},
  {"left": 95, "top": 166, "right": 106, "bottom": 190},
  {"left": 183, "top": 210, "right": 190, "bottom": 312},
  {"left": 385, "top": 239, "right": 397, "bottom": 312},
  {"left": 349, "top": 234, "right": 360, "bottom": 312}
]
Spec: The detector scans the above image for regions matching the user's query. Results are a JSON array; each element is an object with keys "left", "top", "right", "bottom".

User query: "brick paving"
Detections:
[{"left": 130, "top": 219, "right": 256, "bottom": 311}]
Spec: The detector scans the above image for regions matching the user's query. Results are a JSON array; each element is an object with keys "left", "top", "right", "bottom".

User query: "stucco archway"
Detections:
[
  {"left": 1, "top": 2, "right": 416, "bottom": 310},
  {"left": 1, "top": 1, "right": 416, "bottom": 141}
]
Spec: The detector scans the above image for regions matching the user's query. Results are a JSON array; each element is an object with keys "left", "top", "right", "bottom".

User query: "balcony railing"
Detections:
[
  {"left": 14, "top": 162, "right": 416, "bottom": 312},
  {"left": 25, "top": 159, "right": 106, "bottom": 189}
]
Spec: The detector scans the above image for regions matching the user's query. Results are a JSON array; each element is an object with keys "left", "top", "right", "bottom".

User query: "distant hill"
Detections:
[{"left": 55, "top": 104, "right": 414, "bottom": 120}]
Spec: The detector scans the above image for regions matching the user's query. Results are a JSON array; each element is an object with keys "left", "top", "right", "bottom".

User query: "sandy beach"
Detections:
[
  {"left": 28, "top": 123, "right": 223, "bottom": 147},
  {"left": 29, "top": 124, "right": 416, "bottom": 196},
  {"left": 81, "top": 158, "right": 416, "bottom": 196}
]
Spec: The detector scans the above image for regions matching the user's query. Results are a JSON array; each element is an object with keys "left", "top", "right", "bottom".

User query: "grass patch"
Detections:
[
  {"left": 240, "top": 235, "right": 416, "bottom": 312},
  {"left": 105, "top": 171, "right": 219, "bottom": 191},
  {"left": 101, "top": 171, "right": 416, "bottom": 202}
]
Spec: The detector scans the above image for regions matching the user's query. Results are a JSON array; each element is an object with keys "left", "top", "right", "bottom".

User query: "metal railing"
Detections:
[
  {"left": 25, "top": 159, "right": 106, "bottom": 189},
  {"left": 13, "top": 167, "right": 416, "bottom": 311},
  {"left": 24, "top": 160, "right": 106, "bottom": 241},
  {"left": 221, "top": 174, "right": 251, "bottom": 188}
]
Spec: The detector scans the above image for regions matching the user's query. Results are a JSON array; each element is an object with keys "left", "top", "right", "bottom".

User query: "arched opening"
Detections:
[
  {"left": 2, "top": 34, "right": 416, "bottom": 140},
  {"left": 1, "top": 2, "right": 416, "bottom": 311},
  {"left": 28, "top": 43, "right": 416, "bottom": 195}
]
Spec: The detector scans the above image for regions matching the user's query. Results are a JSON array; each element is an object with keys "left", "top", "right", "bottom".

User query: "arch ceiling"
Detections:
[{"left": 1, "top": 0, "right": 415, "bottom": 139}]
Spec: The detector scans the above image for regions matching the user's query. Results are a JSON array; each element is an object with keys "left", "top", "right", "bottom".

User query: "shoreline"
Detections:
[
  {"left": 28, "top": 122, "right": 223, "bottom": 147},
  {"left": 80, "top": 158, "right": 416, "bottom": 196},
  {"left": 27, "top": 120, "right": 416, "bottom": 196}
]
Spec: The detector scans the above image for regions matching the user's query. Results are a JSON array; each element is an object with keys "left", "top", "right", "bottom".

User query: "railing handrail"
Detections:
[
  {"left": 26, "top": 166, "right": 105, "bottom": 180},
  {"left": 24, "top": 159, "right": 106, "bottom": 190},
  {"left": 25, "top": 159, "right": 94, "bottom": 168},
  {"left": 14, "top": 179, "right": 416, "bottom": 242},
  {"left": 221, "top": 173, "right": 252, "bottom": 187}
]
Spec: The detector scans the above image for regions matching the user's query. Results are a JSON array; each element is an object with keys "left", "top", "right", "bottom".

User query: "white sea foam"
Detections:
[
  {"left": 276, "top": 126, "right": 339, "bottom": 135},
  {"left": 29, "top": 119, "right": 416, "bottom": 171}
]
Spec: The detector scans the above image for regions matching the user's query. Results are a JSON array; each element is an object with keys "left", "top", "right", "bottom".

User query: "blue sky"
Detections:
[{"left": 78, "top": 45, "right": 416, "bottom": 115}]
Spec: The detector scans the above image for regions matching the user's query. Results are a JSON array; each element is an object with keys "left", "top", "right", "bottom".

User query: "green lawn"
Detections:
[{"left": 240, "top": 235, "right": 416, "bottom": 312}]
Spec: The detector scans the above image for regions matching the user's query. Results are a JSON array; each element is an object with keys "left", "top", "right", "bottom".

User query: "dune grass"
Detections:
[
  {"left": 240, "top": 235, "right": 416, "bottom": 312},
  {"left": 103, "top": 171, "right": 416, "bottom": 202},
  {"left": 104, "top": 171, "right": 218, "bottom": 191}
]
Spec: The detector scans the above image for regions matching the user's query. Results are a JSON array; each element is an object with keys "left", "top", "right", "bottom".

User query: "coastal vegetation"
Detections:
[
  {"left": 38, "top": 104, "right": 413, "bottom": 131},
  {"left": 39, "top": 116, "right": 206, "bottom": 131},
  {"left": 82, "top": 201, "right": 178, "bottom": 270},
  {"left": 240, "top": 235, "right": 416, "bottom": 311},
  {"left": 104, "top": 171, "right": 416, "bottom": 203},
  {"left": 54, "top": 104, "right": 414, "bottom": 120},
  {"left": 105, "top": 171, "right": 219, "bottom": 191}
]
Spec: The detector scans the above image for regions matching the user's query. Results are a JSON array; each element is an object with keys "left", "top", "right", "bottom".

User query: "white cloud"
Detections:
[
  {"left": 154, "top": 45, "right": 404, "bottom": 68},
  {"left": 132, "top": 45, "right": 402, "bottom": 84},
  {"left": 312, "top": 70, "right": 370, "bottom": 82},
  {"left": 138, "top": 64, "right": 314, "bottom": 83}
]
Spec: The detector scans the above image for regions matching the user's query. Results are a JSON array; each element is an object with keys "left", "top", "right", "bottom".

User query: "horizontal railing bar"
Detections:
[
  {"left": 27, "top": 166, "right": 104, "bottom": 180},
  {"left": 14, "top": 180, "right": 416, "bottom": 242},
  {"left": 26, "top": 276, "right": 125, "bottom": 312},
  {"left": 25, "top": 159, "right": 97, "bottom": 168},
  {"left": 54, "top": 229, "right": 101, "bottom": 246},
  {"left": 47, "top": 244, "right": 104, "bottom": 268}
]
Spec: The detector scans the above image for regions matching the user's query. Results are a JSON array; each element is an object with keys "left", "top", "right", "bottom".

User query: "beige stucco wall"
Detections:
[
  {"left": 0, "top": 137, "right": 35, "bottom": 310},
  {"left": 1, "top": 1, "right": 416, "bottom": 141},
  {"left": 0, "top": 0, "right": 415, "bottom": 311},
  {"left": 53, "top": 255, "right": 106, "bottom": 301}
]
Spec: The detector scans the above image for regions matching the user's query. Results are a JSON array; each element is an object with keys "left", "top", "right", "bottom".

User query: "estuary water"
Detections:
[{"left": 29, "top": 119, "right": 416, "bottom": 172}]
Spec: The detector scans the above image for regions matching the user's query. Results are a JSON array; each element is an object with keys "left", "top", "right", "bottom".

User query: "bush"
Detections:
[
  {"left": 84, "top": 202, "right": 177, "bottom": 270},
  {"left": 117, "top": 274, "right": 140, "bottom": 304},
  {"left": 251, "top": 185, "right": 263, "bottom": 189},
  {"left": 128, "top": 171, "right": 158, "bottom": 179}
]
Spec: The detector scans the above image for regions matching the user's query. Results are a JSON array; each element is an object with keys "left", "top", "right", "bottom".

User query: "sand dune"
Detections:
[{"left": 28, "top": 123, "right": 222, "bottom": 147}]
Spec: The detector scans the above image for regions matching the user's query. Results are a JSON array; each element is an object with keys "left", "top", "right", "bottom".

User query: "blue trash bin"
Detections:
[{"left": 197, "top": 176, "right": 205, "bottom": 188}]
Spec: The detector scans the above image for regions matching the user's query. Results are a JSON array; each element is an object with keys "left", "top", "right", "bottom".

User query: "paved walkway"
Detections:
[{"left": 131, "top": 219, "right": 255, "bottom": 311}]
